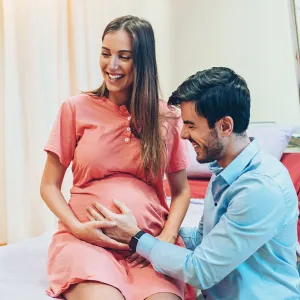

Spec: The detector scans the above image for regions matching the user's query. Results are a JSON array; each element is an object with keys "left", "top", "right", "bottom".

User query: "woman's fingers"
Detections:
[{"left": 86, "top": 206, "right": 105, "bottom": 221}]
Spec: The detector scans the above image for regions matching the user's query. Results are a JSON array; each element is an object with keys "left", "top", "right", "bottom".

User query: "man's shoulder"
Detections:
[
  {"left": 232, "top": 148, "right": 285, "bottom": 179},
  {"left": 229, "top": 150, "right": 296, "bottom": 202},
  {"left": 247, "top": 150, "right": 291, "bottom": 187}
]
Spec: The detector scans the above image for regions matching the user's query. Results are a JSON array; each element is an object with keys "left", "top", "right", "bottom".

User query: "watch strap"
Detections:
[{"left": 129, "top": 230, "right": 146, "bottom": 253}]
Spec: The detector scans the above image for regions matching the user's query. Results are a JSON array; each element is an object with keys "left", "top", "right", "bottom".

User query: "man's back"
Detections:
[{"left": 200, "top": 140, "right": 300, "bottom": 299}]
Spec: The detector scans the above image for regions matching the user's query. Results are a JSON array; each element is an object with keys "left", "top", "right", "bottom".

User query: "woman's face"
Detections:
[{"left": 100, "top": 30, "right": 134, "bottom": 99}]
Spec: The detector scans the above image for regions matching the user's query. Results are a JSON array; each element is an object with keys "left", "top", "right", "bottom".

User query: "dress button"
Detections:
[
  {"left": 126, "top": 127, "right": 131, "bottom": 132},
  {"left": 124, "top": 137, "right": 130, "bottom": 143},
  {"left": 127, "top": 116, "right": 131, "bottom": 121}
]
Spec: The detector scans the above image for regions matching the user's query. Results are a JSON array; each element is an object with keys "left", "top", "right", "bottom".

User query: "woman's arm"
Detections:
[
  {"left": 40, "top": 152, "right": 81, "bottom": 230},
  {"left": 40, "top": 152, "right": 129, "bottom": 249},
  {"left": 161, "top": 169, "right": 190, "bottom": 241}
]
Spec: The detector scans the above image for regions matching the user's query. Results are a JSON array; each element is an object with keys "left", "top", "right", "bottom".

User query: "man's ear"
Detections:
[{"left": 217, "top": 116, "right": 234, "bottom": 136}]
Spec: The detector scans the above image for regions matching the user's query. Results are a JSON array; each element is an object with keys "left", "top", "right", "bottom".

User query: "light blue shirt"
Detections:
[{"left": 137, "top": 139, "right": 300, "bottom": 299}]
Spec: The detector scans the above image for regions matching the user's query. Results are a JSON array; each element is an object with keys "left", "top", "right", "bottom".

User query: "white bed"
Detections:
[{"left": 0, "top": 201, "right": 204, "bottom": 300}]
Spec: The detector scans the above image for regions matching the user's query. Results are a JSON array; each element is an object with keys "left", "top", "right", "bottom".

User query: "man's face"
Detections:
[{"left": 180, "top": 101, "right": 225, "bottom": 164}]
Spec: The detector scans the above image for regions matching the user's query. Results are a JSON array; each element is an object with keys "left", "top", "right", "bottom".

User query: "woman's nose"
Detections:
[{"left": 108, "top": 56, "right": 119, "bottom": 70}]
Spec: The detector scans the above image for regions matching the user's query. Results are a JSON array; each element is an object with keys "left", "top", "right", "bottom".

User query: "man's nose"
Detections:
[{"left": 181, "top": 127, "right": 190, "bottom": 139}]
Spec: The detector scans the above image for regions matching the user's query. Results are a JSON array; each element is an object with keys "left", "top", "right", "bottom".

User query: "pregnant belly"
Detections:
[{"left": 68, "top": 174, "right": 169, "bottom": 236}]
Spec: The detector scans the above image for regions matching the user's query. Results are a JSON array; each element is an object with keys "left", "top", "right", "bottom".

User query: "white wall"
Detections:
[
  {"left": 0, "top": 1, "right": 6, "bottom": 243},
  {"left": 1, "top": 0, "right": 300, "bottom": 242},
  {"left": 65, "top": 0, "right": 300, "bottom": 125},
  {"left": 165, "top": 0, "right": 300, "bottom": 125}
]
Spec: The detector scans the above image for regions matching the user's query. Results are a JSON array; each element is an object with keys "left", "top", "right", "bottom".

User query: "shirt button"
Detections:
[
  {"left": 214, "top": 203, "right": 217, "bottom": 206},
  {"left": 125, "top": 137, "right": 130, "bottom": 143},
  {"left": 126, "top": 127, "right": 131, "bottom": 132},
  {"left": 127, "top": 116, "right": 131, "bottom": 121}
]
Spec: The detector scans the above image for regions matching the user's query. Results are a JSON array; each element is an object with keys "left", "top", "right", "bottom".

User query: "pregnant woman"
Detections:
[{"left": 40, "top": 15, "right": 193, "bottom": 300}]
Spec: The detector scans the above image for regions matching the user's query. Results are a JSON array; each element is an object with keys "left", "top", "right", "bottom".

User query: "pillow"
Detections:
[
  {"left": 186, "top": 123, "right": 295, "bottom": 179},
  {"left": 247, "top": 123, "right": 295, "bottom": 160},
  {"left": 186, "top": 142, "right": 213, "bottom": 179}
]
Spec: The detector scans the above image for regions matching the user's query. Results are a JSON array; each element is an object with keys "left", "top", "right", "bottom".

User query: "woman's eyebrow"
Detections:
[{"left": 101, "top": 47, "right": 132, "bottom": 53}]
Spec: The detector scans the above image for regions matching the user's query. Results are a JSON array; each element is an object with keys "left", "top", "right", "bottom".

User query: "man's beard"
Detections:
[{"left": 196, "top": 130, "right": 224, "bottom": 164}]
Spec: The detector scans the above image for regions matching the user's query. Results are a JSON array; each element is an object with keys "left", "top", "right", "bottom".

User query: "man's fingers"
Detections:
[
  {"left": 128, "top": 253, "right": 149, "bottom": 268},
  {"left": 113, "top": 199, "right": 131, "bottom": 214},
  {"left": 92, "top": 202, "right": 115, "bottom": 219},
  {"left": 139, "top": 260, "right": 150, "bottom": 268},
  {"left": 127, "top": 252, "right": 139, "bottom": 263},
  {"left": 130, "top": 255, "right": 146, "bottom": 267}
]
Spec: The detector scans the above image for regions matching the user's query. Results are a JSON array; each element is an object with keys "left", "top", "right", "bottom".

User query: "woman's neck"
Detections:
[{"left": 108, "top": 91, "right": 131, "bottom": 107}]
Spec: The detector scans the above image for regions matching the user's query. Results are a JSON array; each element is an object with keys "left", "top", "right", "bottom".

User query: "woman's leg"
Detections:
[
  {"left": 146, "top": 292, "right": 181, "bottom": 300},
  {"left": 64, "top": 281, "right": 125, "bottom": 300}
]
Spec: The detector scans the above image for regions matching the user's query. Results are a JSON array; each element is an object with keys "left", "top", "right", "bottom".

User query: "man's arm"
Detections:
[
  {"left": 179, "top": 216, "right": 204, "bottom": 251},
  {"left": 137, "top": 175, "right": 286, "bottom": 290}
]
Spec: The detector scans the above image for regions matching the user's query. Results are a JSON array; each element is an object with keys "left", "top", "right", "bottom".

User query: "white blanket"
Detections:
[{"left": 0, "top": 201, "right": 204, "bottom": 300}]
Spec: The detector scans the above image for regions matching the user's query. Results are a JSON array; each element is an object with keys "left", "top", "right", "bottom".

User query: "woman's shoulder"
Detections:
[{"left": 64, "top": 93, "right": 98, "bottom": 106}]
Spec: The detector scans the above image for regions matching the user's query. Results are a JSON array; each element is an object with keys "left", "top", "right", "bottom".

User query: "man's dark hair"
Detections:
[{"left": 168, "top": 67, "right": 251, "bottom": 134}]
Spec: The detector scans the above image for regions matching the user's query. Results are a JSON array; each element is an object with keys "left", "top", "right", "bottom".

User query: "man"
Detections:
[{"left": 88, "top": 67, "right": 300, "bottom": 299}]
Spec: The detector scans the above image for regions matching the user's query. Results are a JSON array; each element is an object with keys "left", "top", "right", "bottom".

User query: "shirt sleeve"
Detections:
[
  {"left": 164, "top": 111, "right": 189, "bottom": 173},
  {"left": 179, "top": 216, "right": 204, "bottom": 251},
  {"left": 137, "top": 174, "right": 286, "bottom": 290},
  {"left": 44, "top": 100, "right": 77, "bottom": 168}
]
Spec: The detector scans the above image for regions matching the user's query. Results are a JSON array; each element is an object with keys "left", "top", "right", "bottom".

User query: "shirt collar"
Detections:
[{"left": 209, "top": 138, "right": 260, "bottom": 185}]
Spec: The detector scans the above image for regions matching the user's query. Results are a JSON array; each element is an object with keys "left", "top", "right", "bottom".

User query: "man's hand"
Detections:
[
  {"left": 127, "top": 231, "right": 178, "bottom": 268},
  {"left": 71, "top": 220, "right": 130, "bottom": 250},
  {"left": 86, "top": 200, "right": 140, "bottom": 244}
]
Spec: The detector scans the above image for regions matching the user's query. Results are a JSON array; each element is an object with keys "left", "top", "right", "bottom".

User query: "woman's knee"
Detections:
[{"left": 64, "top": 281, "right": 125, "bottom": 300}]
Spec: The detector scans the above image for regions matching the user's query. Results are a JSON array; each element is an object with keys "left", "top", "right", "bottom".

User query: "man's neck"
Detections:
[{"left": 217, "top": 135, "right": 251, "bottom": 169}]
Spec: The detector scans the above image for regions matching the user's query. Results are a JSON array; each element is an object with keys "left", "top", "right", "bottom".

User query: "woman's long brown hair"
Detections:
[{"left": 87, "top": 15, "right": 166, "bottom": 178}]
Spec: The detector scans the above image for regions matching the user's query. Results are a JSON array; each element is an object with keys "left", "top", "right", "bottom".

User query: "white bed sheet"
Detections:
[{"left": 0, "top": 201, "right": 204, "bottom": 300}]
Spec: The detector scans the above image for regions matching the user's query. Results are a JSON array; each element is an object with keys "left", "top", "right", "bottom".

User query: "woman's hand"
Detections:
[
  {"left": 84, "top": 200, "right": 179, "bottom": 268},
  {"left": 86, "top": 200, "right": 140, "bottom": 244},
  {"left": 71, "top": 221, "right": 130, "bottom": 251},
  {"left": 127, "top": 230, "right": 178, "bottom": 268}
]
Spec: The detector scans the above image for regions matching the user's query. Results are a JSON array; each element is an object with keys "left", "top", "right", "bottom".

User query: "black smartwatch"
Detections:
[{"left": 129, "top": 230, "right": 146, "bottom": 253}]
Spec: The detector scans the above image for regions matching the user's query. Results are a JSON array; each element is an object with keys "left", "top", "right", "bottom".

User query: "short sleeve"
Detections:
[
  {"left": 165, "top": 113, "right": 189, "bottom": 173},
  {"left": 44, "top": 100, "right": 77, "bottom": 168}
]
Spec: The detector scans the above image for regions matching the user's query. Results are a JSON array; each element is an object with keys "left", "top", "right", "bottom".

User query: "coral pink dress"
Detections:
[{"left": 44, "top": 94, "right": 192, "bottom": 300}]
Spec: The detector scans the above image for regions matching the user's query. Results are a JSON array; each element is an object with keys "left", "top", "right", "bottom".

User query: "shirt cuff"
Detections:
[{"left": 136, "top": 233, "right": 158, "bottom": 261}]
